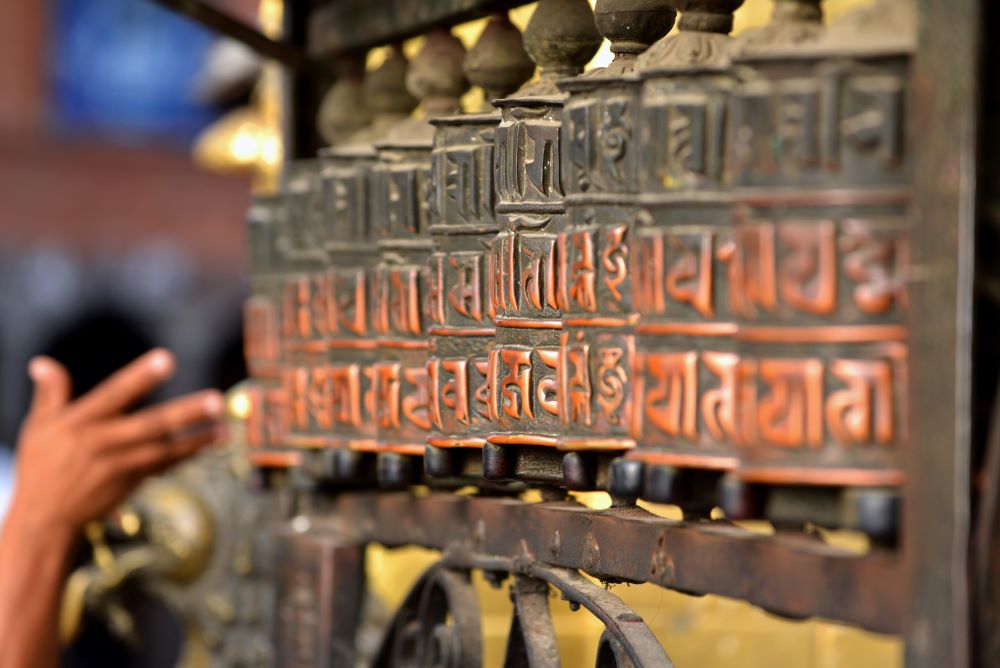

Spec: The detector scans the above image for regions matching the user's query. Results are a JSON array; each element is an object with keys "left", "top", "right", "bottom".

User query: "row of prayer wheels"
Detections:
[{"left": 245, "top": 0, "right": 915, "bottom": 541}]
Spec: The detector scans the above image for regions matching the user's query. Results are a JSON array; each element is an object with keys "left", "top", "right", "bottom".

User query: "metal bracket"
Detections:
[{"left": 150, "top": 0, "right": 305, "bottom": 68}]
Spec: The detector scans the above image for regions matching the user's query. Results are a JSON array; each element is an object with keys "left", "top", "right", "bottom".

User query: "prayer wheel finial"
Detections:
[
  {"left": 593, "top": 0, "right": 676, "bottom": 75},
  {"left": 518, "top": 0, "right": 602, "bottom": 96},
  {"left": 637, "top": 0, "right": 743, "bottom": 70},
  {"left": 365, "top": 45, "right": 418, "bottom": 128},
  {"left": 407, "top": 28, "right": 470, "bottom": 118},
  {"left": 316, "top": 56, "right": 372, "bottom": 146},
  {"left": 464, "top": 12, "right": 535, "bottom": 107},
  {"left": 732, "top": 0, "right": 824, "bottom": 54}
]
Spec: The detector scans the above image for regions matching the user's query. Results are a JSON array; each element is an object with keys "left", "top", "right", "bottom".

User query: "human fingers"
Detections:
[
  {"left": 25, "top": 357, "right": 71, "bottom": 423},
  {"left": 92, "top": 390, "right": 224, "bottom": 449},
  {"left": 104, "top": 425, "right": 224, "bottom": 477},
  {"left": 137, "top": 428, "right": 227, "bottom": 479},
  {"left": 64, "top": 349, "right": 176, "bottom": 423},
  {"left": 92, "top": 426, "right": 226, "bottom": 512}
]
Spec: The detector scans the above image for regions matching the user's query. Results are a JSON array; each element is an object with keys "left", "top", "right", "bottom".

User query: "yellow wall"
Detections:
[{"left": 366, "top": 527, "right": 900, "bottom": 668}]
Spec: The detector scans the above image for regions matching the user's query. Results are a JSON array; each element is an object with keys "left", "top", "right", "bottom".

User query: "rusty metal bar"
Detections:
[
  {"left": 273, "top": 530, "right": 366, "bottom": 666},
  {"left": 525, "top": 566, "right": 674, "bottom": 668},
  {"left": 151, "top": 0, "right": 305, "bottom": 67},
  {"left": 905, "top": 0, "right": 981, "bottom": 665},
  {"left": 314, "top": 491, "right": 906, "bottom": 635},
  {"left": 505, "top": 576, "right": 560, "bottom": 668}
]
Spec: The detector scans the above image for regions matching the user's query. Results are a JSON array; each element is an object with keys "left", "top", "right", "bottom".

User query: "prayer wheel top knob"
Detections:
[
  {"left": 406, "top": 27, "right": 470, "bottom": 118},
  {"left": 317, "top": 57, "right": 372, "bottom": 147},
  {"left": 464, "top": 13, "right": 535, "bottom": 106},
  {"left": 819, "top": 0, "right": 916, "bottom": 54},
  {"left": 674, "top": 0, "right": 744, "bottom": 33},
  {"left": 731, "top": 0, "right": 824, "bottom": 55},
  {"left": 342, "top": 44, "right": 418, "bottom": 144},
  {"left": 518, "top": 0, "right": 603, "bottom": 96},
  {"left": 365, "top": 44, "right": 418, "bottom": 121},
  {"left": 594, "top": 0, "right": 676, "bottom": 73},
  {"left": 637, "top": 0, "right": 743, "bottom": 70}
]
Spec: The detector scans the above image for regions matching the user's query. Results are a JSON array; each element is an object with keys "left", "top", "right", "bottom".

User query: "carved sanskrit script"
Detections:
[
  {"left": 428, "top": 358, "right": 491, "bottom": 431},
  {"left": 738, "top": 355, "right": 902, "bottom": 448},
  {"left": 495, "top": 108, "right": 562, "bottom": 203},
  {"left": 241, "top": 8, "right": 914, "bottom": 509},
  {"left": 488, "top": 347, "right": 559, "bottom": 423}
]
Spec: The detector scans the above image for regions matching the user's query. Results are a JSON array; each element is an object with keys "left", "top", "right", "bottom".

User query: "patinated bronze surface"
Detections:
[
  {"left": 615, "top": 1, "right": 742, "bottom": 513},
  {"left": 555, "top": 0, "right": 675, "bottom": 490},
  {"left": 150, "top": 0, "right": 992, "bottom": 665},
  {"left": 62, "top": 446, "right": 281, "bottom": 666},
  {"left": 726, "top": 0, "right": 912, "bottom": 534},
  {"left": 424, "top": 14, "right": 532, "bottom": 480},
  {"left": 245, "top": 195, "right": 299, "bottom": 468},
  {"left": 369, "top": 29, "right": 470, "bottom": 487},
  {"left": 425, "top": 114, "right": 500, "bottom": 465},
  {"left": 483, "top": 0, "right": 602, "bottom": 483}
]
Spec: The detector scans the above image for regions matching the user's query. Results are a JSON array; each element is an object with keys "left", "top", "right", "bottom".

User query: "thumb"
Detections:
[{"left": 27, "top": 356, "right": 72, "bottom": 421}]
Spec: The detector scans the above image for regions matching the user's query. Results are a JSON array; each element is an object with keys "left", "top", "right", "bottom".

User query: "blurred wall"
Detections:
[
  {"left": 0, "top": 0, "right": 255, "bottom": 444},
  {"left": 0, "top": 1, "right": 258, "bottom": 664}
]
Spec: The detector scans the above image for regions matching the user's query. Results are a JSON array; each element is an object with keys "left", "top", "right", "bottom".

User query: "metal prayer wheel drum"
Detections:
[
  {"left": 425, "top": 115, "right": 499, "bottom": 478},
  {"left": 244, "top": 195, "right": 294, "bottom": 468},
  {"left": 485, "top": 95, "right": 567, "bottom": 482},
  {"left": 555, "top": 0, "right": 676, "bottom": 491},
  {"left": 423, "top": 12, "right": 533, "bottom": 481},
  {"left": 484, "top": 0, "right": 601, "bottom": 485},
  {"left": 364, "top": 28, "right": 469, "bottom": 488},
  {"left": 725, "top": 0, "right": 914, "bottom": 536},
  {"left": 369, "top": 141, "right": 434, "bottom": 485},
  {"left": 279, "top": 161, "right": 333, "bottom": 459},
  {"left": 609, "top": 0, "right": 742, "bottom": 509},
  {"left": 293, "top": 146, "right": 381, "bottom": 485},
  {"left": 286, "top": 44, "right": 419, "bottom": 488}
]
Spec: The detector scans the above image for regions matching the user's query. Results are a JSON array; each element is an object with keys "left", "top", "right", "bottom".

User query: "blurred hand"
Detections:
[{"left": 8, "top": 349, "right": 225, "bottom": 538}]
